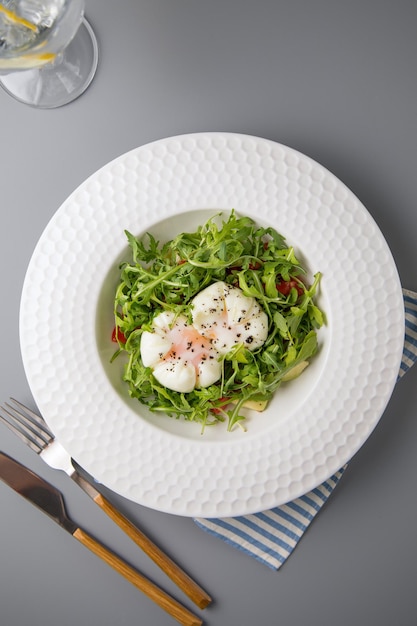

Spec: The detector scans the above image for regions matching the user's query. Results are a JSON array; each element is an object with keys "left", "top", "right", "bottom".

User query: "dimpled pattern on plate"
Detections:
[{"left": 19, "top": 133, "right": 404, "bottom": 517}]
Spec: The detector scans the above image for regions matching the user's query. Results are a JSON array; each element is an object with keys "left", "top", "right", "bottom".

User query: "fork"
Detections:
[{"left": 0, "top": 398, "right": 211, "bottom": 610}]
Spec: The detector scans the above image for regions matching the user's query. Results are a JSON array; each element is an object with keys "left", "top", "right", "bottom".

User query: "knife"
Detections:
[
  {"left": 0, "top": 452, "right": 203, "bottom": 626},
  {"left": 0, "top": 398, "right": 211, "bottom": 610}
]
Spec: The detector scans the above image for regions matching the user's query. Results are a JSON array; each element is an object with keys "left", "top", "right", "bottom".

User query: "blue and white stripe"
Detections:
[
  {"left": 400, "top": 289, "right": 417, "bottom": 377},
  {"left": 195, "top": 288, "right": 417, "bottom": 570}
]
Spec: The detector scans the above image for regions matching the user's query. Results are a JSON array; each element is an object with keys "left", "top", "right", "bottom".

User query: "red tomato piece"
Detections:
[
  {"left": 112, "top": 326, "right": 127, "bottom": 343},
  {"left": 211, "top": 397, "right": 230, "bottom": 415},
  {"left": 276, "top": 279, "right": 304, "bottom": 297}
]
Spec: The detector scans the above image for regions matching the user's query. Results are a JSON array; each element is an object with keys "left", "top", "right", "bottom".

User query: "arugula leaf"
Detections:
[{"left": 112, "top": 210, "right": 325, "bottom": 432}]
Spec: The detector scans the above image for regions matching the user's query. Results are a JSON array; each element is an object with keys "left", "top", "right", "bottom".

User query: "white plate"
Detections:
[{"left": 19, "top": 133, "right": 404, "bottom": 517}]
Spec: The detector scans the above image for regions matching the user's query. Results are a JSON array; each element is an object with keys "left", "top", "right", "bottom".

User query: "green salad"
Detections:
[{"left": 112, "top": 210, "right": 324, "bottom": 432}]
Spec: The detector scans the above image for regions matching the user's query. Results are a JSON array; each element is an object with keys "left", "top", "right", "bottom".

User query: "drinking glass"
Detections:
[{"left": 0, "top": 0, "right": 98, "bottom": 108}]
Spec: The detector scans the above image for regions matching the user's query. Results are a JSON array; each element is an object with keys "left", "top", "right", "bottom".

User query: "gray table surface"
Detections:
[{"left": 1, "top": 1, "right": 416, "bottom": 625}]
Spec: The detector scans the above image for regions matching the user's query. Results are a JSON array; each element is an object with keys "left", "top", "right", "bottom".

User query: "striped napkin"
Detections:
[{"left": 195, "top": 288, "right": 417, "bottom": 570}]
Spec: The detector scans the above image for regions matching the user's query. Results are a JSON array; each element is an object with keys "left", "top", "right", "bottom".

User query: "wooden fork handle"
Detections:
[
  {"left": 73, "top": 527, "right": 203, "bottom": 626},
  {"left": 92, "top": 493, "right": 211, "bottom": 609}
]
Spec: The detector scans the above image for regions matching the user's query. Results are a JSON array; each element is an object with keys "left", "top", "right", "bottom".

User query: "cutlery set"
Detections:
[{"left": 0, "top": 399, "right": 211, "bottom": 626}]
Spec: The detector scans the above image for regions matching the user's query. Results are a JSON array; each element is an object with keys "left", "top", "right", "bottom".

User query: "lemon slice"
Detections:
[
  {"left": 0, "top": 51, "right": 55, "bottom": 69},
  {"left": 0, "top": 4, "right": 38, "bottom": 32}
]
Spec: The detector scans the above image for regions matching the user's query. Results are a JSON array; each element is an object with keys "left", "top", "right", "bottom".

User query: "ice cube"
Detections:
[
  {"left": 18, "top": 0, "right": 65, "bottom": 28},
  {"left": 0, "top": 10, "right": 37, "bottom": 50}
]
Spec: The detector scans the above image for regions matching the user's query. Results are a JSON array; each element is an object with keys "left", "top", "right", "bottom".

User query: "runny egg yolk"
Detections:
[{"left": 139, "top": 282, "right": 269, "bottom": 393}]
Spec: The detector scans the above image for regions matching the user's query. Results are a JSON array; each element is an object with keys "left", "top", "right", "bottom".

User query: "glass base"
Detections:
[{"left": 0, "top": 17, "right": 98, "bottom": 109}]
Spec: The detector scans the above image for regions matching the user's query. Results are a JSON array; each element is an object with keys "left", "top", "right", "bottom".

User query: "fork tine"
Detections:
[
  {"left": 0, "top": 405, "right": 45, "bottom": 454},
  {"left": 0, "top": 400, "right": 54, "bottom": 455},
  {"left": 8, "top": 398, "right": 54, "bottom": 440}
]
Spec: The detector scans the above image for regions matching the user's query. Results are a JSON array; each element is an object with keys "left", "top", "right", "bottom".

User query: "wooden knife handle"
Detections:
[
  {"left": 73, "top": 527, "right": 203, "bottom": 626},
  {"left": 93, "top": 492, "right": 211, "bottom": 609}
]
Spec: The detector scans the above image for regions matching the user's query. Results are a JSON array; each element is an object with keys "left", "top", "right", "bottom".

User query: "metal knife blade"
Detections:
[
  {"left": 0, "top": 451, "right": 77, "bottom": 532},
  {"left": 0, "top": 452, "right": 203, "bottom": 626}
]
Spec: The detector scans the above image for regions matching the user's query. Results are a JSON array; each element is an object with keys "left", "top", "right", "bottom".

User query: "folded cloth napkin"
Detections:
[{"left": 194, "top": 288, "right": 417, "bottom": 570}]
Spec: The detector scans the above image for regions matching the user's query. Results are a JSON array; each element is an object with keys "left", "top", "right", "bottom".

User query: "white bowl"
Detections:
[{"left": 19, "top": 133, "right": 404, "bottom": 517}]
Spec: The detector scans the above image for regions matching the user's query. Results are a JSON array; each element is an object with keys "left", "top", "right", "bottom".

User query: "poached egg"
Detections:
[
  {"left": 140, "top": 282, "right": 269, "bottom": 393},
  {"left": 191, "top": 281, "right": 268, "bottom": 354}
]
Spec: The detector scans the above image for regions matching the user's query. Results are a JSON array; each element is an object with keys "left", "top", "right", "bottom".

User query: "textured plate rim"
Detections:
[{"left": 19, "top": 132, "right": 405, "bottom": 517}]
